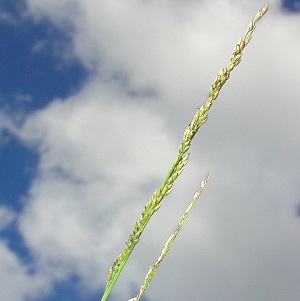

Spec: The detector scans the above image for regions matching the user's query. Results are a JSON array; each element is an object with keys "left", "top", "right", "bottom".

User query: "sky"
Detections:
[{"left": 0, "top": 1, "right": 300, "bottom": 301}]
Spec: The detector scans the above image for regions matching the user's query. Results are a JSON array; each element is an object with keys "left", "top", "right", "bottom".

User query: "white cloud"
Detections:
[
  {"left": 0, "top": 241, "right": 50, "bottom": 301},
  {"left": 0, "top": 206, "right": 16, "bottom": 230},
  {"left": 3, "top": 0, "right": 300, "bottom": 300},
  {"left": 16, "top": 81, "right": 177, "bottom": 294}
]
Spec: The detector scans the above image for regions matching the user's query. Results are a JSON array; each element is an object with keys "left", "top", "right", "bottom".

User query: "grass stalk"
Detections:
[{"left": 100, "top": 5, "right": 268, "bottom": 301}]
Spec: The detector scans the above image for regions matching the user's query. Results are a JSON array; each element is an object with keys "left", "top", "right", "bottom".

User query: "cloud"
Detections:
[
  {"left": 16, "top": 83, "right": 176, "bottom": 292},
  {"left": 0, "top": 232, "right": 50, "bottom": 301},
  {"left": 0, "top": 206, "right": 16, "bottom": 230},
  {"left": 2, "top": 0, "right": 300, "bottom": 300}
]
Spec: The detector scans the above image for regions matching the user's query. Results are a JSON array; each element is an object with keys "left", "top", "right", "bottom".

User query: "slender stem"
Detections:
[{"left": 133, "top": 173, "right": 211, "bottom": 301}]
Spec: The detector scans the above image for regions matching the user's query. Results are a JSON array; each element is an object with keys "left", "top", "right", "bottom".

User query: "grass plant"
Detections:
[{"left": 100, "top": 5, "right": 268, "bottom": 301}]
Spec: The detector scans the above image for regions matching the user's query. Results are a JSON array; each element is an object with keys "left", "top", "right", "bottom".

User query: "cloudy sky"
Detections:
[{"left": 1, "top": 1, "right": 300, "bottom": 301}]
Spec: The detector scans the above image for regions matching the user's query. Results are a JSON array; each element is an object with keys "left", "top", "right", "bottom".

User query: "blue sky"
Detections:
[
  {"left": 0, "top": 2, "right": 96, "bottom": 301},
  {"left": 0, "top": 1, "right": 300, "bottom": 301}
]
